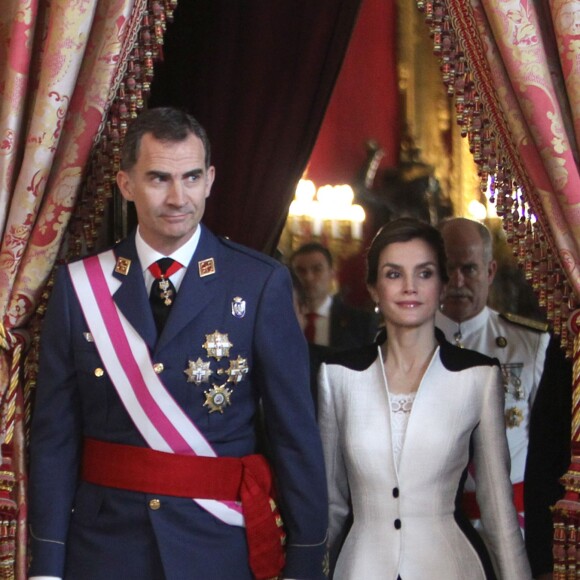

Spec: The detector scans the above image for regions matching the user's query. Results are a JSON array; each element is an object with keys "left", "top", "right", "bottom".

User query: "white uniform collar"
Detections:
[{"left": 436, "top": 306, "right": 491, "bottom": 339}]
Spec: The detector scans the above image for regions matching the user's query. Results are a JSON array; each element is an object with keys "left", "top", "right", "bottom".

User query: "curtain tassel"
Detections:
[{"left": 0, "top": 445, "right": 16, "bottom": 580}]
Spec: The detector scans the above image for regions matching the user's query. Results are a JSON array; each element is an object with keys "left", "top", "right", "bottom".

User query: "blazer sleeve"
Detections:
[
  {"left": 28, "top": 266, "right": 82, "bottom": 577},
  {"left": 473, "top": 365, "right": 532, "bottom": 579},
  {"left": 318, "top": 363, "right": 351, "bottom": 569},
  {"left": 254, "top": 265, "right": 328, "bottom": 579}
]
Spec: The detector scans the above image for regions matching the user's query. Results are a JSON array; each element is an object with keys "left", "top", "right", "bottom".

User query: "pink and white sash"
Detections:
[{"left": 68, "top": 250, "right": 244, "bottom": 527}]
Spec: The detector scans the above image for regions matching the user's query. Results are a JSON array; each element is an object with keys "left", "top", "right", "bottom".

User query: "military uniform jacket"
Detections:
[
  {"left": 28, "top": 227, "right": 328, "bottom": 580},
  {"left": 436, "top": 306, "right": 550, "bottom": 487},
  {"left": 318, "top": 331, "right": 531, "bottom": 579}
]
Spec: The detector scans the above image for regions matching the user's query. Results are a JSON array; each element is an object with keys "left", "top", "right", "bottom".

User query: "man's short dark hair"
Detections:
[
  {"left": 120, "top": 107, "right": 211, "bottom": 171},
  {"left": 290, "top": 242, "right": 333, "bottom": 268}
]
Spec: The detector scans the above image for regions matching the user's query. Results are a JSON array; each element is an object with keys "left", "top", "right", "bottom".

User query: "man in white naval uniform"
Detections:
[{"left": 435, "top": 218, "right": 550, "bottom": 542}]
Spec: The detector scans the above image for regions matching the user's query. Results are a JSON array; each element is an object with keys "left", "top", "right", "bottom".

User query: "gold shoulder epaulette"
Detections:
[{"left": 499, "top": 312, "right": 549, "bottom": 333}]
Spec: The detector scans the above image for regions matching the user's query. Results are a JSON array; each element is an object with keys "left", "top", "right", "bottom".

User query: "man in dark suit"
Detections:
[
  {"left": 28, "top": 108, "right": 328, "bottom": 580},
  {"left": 290, "top": 242, "right": 377, "bottom": 351}
]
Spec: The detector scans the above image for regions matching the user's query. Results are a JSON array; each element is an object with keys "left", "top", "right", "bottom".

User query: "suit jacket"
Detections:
[
  {"left": 28, "top": 227, "right": 328, "bottom": 580},
  {"left": 318, "top": 331, "right": 531, "bottom": 580},
  {"left": 524, "top": 336, "right": 572, "bottom": 576},
  {"left": 329, "top": 297, "right": 377, "bottom": 351}
]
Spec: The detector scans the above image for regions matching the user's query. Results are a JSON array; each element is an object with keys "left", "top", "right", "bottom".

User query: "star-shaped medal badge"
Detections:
[
  {"left": 184, "top": 357, "right": 212, "bottom": 385},
  {"left": 203, "top": 384, "right": 233, "bottom": 413},
  {"left": 505, "top": 406, "right": 524, "bottom": 428},
  {"left": 226, "top": 355, "right": 249, "bottom": 384},
  {"left": 203, "top": 331, "right": 233, "bottom": 360}
]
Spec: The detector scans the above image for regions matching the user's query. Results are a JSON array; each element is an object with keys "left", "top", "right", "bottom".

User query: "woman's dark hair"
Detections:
[
  {"left": 366, "top": 217, "right": 448, "bottom": 285},
  {"left": 120, "top": 107, "right": 211, "bottom": 171}
]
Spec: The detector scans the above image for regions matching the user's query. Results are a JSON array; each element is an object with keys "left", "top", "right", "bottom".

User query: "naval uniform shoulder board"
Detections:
[{"left": 499, "top": 312, "right": 549, "bottom": 333}]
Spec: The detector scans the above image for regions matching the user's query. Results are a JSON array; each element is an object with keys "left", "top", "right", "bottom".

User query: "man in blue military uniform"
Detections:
[{"left": 28, "top": 107, "right": 328, "bottom": 580}]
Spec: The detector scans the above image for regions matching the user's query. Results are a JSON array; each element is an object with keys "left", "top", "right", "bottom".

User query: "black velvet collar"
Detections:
[{"left": 324, "top": 326, "right": 499, "bottom": 373}]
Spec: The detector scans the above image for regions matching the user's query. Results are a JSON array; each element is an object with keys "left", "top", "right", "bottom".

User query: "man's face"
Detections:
[
  {"left": 440, "top": 223, "right": 497, "bottom": 323},
  {"left": 291, "top": 251, "right": 334, "bottom": 308},
  {"left": 116, "top": 133, "right": 215, "bottom": 255}
]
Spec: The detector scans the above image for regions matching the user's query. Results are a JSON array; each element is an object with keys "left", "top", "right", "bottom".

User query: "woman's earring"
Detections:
[{"left": 374, "top": 303, "right": 380, "bottom": 314}]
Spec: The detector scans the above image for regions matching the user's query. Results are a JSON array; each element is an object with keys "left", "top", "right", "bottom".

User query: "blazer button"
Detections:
[
  {"left": 153, "top": 363, "right": 164, "bottom": 374},
  {"left": 392, "top": 487, "right": 399, "bottom": 498},
  {"left": 149, "top": 498, "right": 161, "bottom": 510},
  {"left": 394, "top": 519, "right": 401, "bottom": 529}
]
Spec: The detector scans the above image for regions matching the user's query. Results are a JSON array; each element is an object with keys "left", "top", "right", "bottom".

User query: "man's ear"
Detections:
[
  {"left": 116, "top": 170, "right": 134, "bottom": 202},
  {"left": 205, "top": 166, "right": 215, "bottom": 199}
]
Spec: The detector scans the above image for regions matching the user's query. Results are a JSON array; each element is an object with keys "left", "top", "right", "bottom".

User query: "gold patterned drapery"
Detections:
[
  {"left": 0, "top": 1, "right": 177, "bottom": 577},
  {"left": 416, "top": 0, "right": 580, "bottom": 576}
]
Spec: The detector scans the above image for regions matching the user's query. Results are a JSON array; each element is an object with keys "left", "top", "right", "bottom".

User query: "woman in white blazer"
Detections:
[{"left": 318, "top": 218, "right": 531, "bottom": 580}]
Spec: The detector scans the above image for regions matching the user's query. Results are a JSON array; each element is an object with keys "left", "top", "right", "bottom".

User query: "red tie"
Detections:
[{"left": 304, "top": 312, "right": 319, "bottom": 343}]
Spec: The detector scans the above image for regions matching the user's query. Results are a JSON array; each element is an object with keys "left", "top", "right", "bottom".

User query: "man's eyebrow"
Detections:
[
  {"left": 146, "top": 170, "right": 170, "bottom": 178},
  {"left": 183, "top": 169, "right": 204, "bottom": 178},
  {"left": 144, "top": 168, "right": 204, "bottom": 179}
]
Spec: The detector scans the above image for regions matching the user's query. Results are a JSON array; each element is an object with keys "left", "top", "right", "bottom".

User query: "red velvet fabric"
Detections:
[{"left": 307, "top": 0, "right": 400, "bottom": 185}]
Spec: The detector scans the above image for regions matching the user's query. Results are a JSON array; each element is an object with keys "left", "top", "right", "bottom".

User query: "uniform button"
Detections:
[
  {"left": 149, "top": 498, "right": 161, "bottom": 510},
  {"left": 153, "top": 363, "right": 164, "bottom": 374},
  {"left": 394, "top": 519, "right": 401, "bottom": 529},
  {"left": 94, "top": 368, "right": 104, "bottom": 378},
  {"left": 393, "top": 487, "right": 399, "bottom": 498}
]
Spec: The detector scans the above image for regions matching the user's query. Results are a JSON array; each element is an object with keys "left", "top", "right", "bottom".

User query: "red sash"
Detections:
[{"left": 82, "top": 439, "right": 286, "bottom": 579}]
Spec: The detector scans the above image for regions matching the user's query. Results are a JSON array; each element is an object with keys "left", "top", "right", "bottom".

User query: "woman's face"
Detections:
[{"left": 368, "top": 238, "right": 443, "bottom": 330}]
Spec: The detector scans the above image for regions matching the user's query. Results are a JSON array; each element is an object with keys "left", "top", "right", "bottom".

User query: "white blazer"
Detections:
[{"left": 318, "top": 331, "right": 531, "bottom": 580}]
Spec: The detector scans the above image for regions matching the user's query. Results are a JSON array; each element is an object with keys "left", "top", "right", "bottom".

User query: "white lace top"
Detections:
[{"left": 389, "top": 392, "right": 417, "bottom": 469}]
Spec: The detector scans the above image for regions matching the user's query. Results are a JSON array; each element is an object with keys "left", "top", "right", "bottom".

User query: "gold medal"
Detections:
[
  {"left": 203, "top": 331, "right": 233, "bottom": 360},
  {"left": 203, "top": 384, "right": 232, "bottom": 413},
  {"left": 226, "top": 355, "right": 249, "bottom": 384},
  {"left": 184, "top": 357, "right": 212, "bottom": 385},
  {"left": 158, "top": 278, "right": 174, "bottom": 306},
  {"left": 505, "top": 406, "right": 524, "bottom": 428}
]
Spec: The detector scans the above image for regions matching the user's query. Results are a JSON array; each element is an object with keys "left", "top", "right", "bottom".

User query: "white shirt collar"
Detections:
[
  {"left": 313, "top": 294, "right": 333, "bottom": 317},
  {"left": 135, "top": 225, "right": 201, "bottom": 272}
]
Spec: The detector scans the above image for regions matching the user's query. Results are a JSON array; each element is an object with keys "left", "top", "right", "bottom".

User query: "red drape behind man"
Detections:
[{"left": 149, "top": 0, "right": 363, "bottom": 254}]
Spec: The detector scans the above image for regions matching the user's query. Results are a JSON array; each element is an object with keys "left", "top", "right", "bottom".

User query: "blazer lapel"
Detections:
[
  {"left": 155, "top": 227, "right": 221, "bottom": 352},
  {"left": 111, "top": 234, "right": 158, "bottom": 351}
]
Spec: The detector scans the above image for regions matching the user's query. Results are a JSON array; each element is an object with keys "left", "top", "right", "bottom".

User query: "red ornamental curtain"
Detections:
[
  {"left": 417, "top": 0, "right": 579, "bottom": 576},
  {"left": 0, "top": 1, "right": 176, "bottom": 577}
]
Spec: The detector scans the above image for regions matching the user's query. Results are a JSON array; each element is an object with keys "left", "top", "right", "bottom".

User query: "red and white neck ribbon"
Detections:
[{"left": 68, "top": 251, "right": 244, "bottom": 526}]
